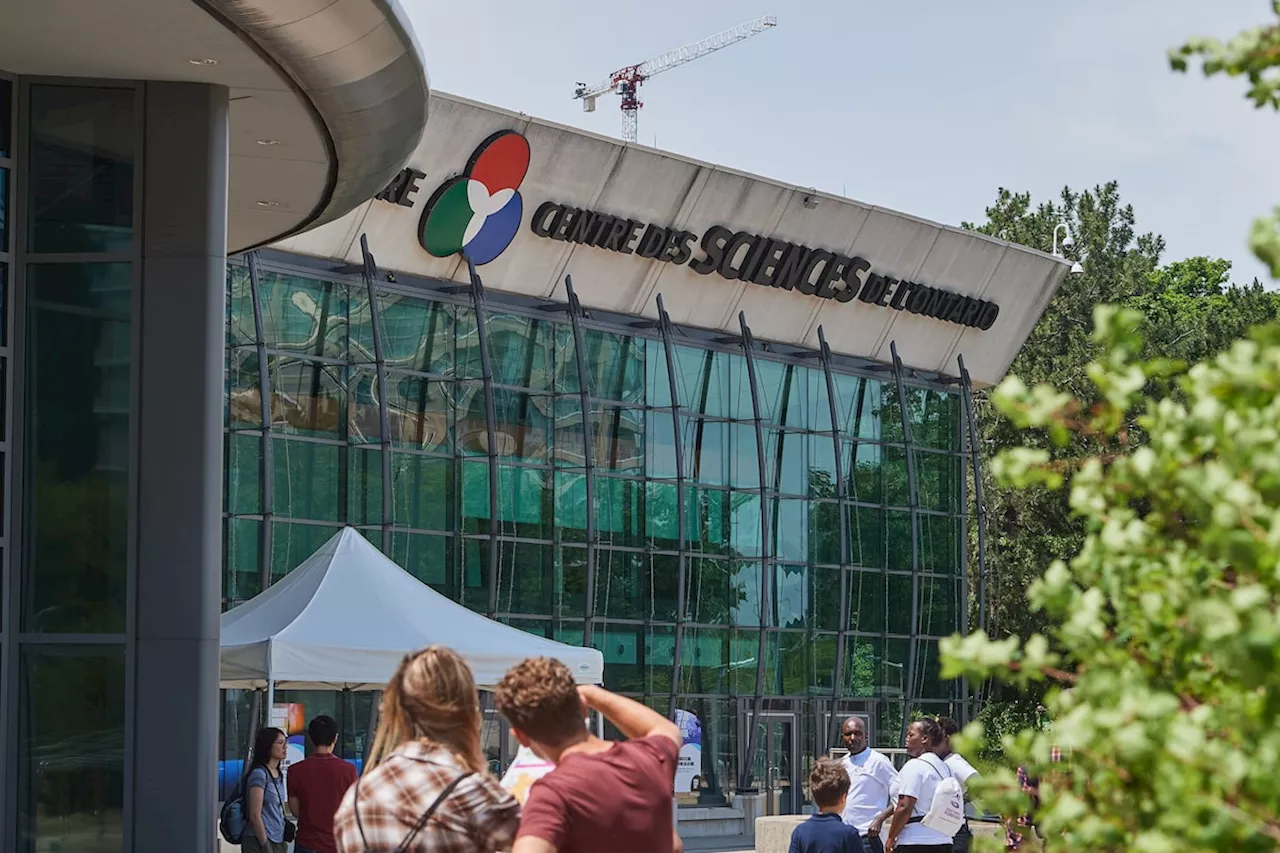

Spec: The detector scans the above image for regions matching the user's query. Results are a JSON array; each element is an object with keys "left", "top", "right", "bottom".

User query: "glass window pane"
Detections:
[
  {"left": 808, "top": 434, "right": 838, "bottom": 498},
  {"left": 0, "top": 78, "right": 10, "bottom": 158},
  {"left": 25, "top": 262, "right": 131, "bottom": 633},
  {"left": 884, "top": 445, "right": 909, "bottom": 507},
  {"left": 808, "top": 369, "right": 833, "bottom": 432},
  {"left": 684, "top": 417, "right": 726, "bottom": 485},
  {"left": 921, "top": 515, "right": 960, "bottom": 575},
  {"left": 728, "top": 423, "right": 760, "bottom": 489},
  {"left": 884, "top": 573, "right": 914, "bottom": 634},
  {"left": 596, "top": 405, "right": 643, "bottom": 473},
  {"left": 880, "top": 383, "right": 904, "bottom": 443},
  {"left": 28, "top": 85, "right": 135, "bottom": 254},
  {"left": 847, "top": 569, "right": 887, "bottom": 633},
  {"left": 774, "top": 563, "right": 808, "bottom": 629},
  {"left": 917, "top": 452, "right": 960, "bottom": 514},
  {"left": 259, "top": 271, "right": 348, "bottom": 357},
  {"left": 730, "top": 560, "right": 762, "bottom": 627},
  {"left": 769, "top": 430, "right": 806, "bottom": 495},
  {"left": 271, "top": 357, "right": 346, "bottom": 439},
  {"left": 227, "top": 266, "right": 255, "bottom": 347},
  {"left": 497, "top": 541, "right": 553, "bottom": 614},
  {"left": 352, "top": 371, "right": 452, "bottom": 451},
  {"left": 273, "top": 437, "right": 342, "bottom": 521},
  {"left": 809, "top": 501, "right": 841, "bottom": 565},
  {"left": 886, "top": 510, "right": 911, "bottom": 571},
  {"left": 849, "top": 506, "right": 885, "bottom": 569},
  {"left": 556, "top": 546, "right": 587, "bottom": 618},
  {"left": 227, "top": 349, "right": 266, "bottom": 430},
  {"left": 489, "top": 314, "right": 555, "bottom": 391},
  {"left": 0, "top": 261, "right": 8, "bottom": 347},
  {"left": 688, "top": 558, "right": 731, "bottom": 625},
  {"left": 596, "top": 475, "right": 643, "bottom": 548},
  {"left": 774, "top": 499, "right": 807, "bottom": 563},
  {"left": 20, "top": 646, "right": 126, "bottom": 853},
  {"left": 1, "top": 167, "right": 9, "bottom": 252},
  {"left": 461, "top": 387, "right": 550, "bottom": 466},
  {"left": 348, "top": 447, "right": 384, "bottom": 525},
  {"left": 834, "top": 375, "right": 882, "bottom": 440},
  {"left": 917, "top": 389, "right": 960, "bottom": 451},
  {"left": 375, "top": 293, "right": 453, "bottom": 374},
  {"left": 645, "top": 410, "right": 678, "bottom": 480},
  {"left": 645, "top": 338, "right": 672, "bottom": 409},
  {"left": 843, "top": 637, "right": 879, "bottom": 698},
  {"left": 728, "top": 492, "right": 762, "bottom": 557},
  {"left": 675, "top": 347, "right": 729, "bottom": 416},
  {"left": 810, "top": 568, "right": 842, "bottom": 630},
  {"left": 226, "top": 432, "right": 262, "bottom": 515},
  {"left": 390, "top": 530, "right": 450, "bottom": 590},
  {"left": 225, "top": 517, "right": 263, "bottom": 603},
  {"left": 920, "top": 576, "right": 959, "bottom": 637},
  {"left": 849, "top": 443, "right": 883, "bottom": 504},
  {"left": 270, "top": 522, "right": 339, "bottom": 582},
  {"left": 390, "top": 454, "right": 450, "bottom": 531}
]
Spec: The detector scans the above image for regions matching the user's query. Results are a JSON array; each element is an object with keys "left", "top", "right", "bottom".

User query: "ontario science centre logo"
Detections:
[{"left": 418, "top": 130, "right": 531, "bottom": 266}]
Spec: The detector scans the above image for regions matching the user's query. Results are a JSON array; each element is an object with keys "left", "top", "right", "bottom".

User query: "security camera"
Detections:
[
  {"left": 1070, "top": 261, "right": 1084, "bottom": 275},
  {"left": 1062, "top": 234, "right": 1075, "bottom": 250},
  {"left": 802, "top": 189, "right": 819, "bottom": 210}
]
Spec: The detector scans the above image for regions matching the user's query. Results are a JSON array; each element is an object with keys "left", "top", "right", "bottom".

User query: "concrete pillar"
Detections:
[{"left": 133, "top": 81, "right": 229, "bottom": 853}]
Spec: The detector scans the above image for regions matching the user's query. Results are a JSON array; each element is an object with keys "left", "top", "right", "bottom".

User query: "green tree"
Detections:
[
  {"left": 1171, "top": 4, "right": 1280, "bottom": 276},
  {"left": 943, "top": 305, "right": 1280, "bottom": 852}
]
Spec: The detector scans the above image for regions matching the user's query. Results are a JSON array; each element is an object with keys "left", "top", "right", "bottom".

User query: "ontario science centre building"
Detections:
[
  {"left": 0, "top": 3, "right": 1068, "bottom": 846},
  {"left": 221, "top": 92, "right": 1069, "bottom": 827}
]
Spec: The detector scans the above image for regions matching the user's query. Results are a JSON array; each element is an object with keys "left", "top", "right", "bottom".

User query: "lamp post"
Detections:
[{"left": 1051, "top": 221, "right": 1085, "bottom": 275}]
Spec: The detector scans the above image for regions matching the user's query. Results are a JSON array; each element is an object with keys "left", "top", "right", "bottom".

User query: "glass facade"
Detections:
[
  {"left": 1, "top": 79, "right": 137, "bottom": 853},
  {"left": 221, "top": 253, "right": 969, "bottom": 809}
]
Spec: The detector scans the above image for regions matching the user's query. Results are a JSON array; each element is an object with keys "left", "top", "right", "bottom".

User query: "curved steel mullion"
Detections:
[
  {"left": 890, "top": 341, "right": 921, "bottom": 740},
  {"left": 466, "top": 258, "right": 502, "bottom": 617},
  {"left": 360, "top": 235, "right": 393, "bottom": 553},
  {"left": 247, "top": 252, "right": 274, "bottom": 592},
  {"left": 563, "top": 276, "right": 599, "bottom": 647},
  {"left": 737, "top": 311, "right": 773, "bottom": 792},
  {"left": 658, "top": 295, "right": 690, "bottom": 719},
  {"left": 817, "top": 327, "right": 851, "bottom": 749},
  {"left": 957, "top": 354, "right": 989, "bottom": 720}
]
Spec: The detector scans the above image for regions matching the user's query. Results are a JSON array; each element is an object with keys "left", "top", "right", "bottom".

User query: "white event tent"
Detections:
[{"left": 220, "top": 527, "right": 605, "bottom": 696}]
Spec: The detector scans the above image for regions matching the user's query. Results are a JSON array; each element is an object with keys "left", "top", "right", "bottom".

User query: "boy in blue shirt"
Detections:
[{"left": 790, "top": 758, "right": 867, "bottom": 853}]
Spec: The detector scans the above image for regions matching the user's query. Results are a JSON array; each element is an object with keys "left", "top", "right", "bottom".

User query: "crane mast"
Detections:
[{"left": 573, "top": 15, "right": 777, "bottom": 142}]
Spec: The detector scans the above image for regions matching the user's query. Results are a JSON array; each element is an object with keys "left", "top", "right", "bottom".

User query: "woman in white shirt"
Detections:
[
  {"left": 937, "top": 717, "right": 978, "bottom": 853},
  {"left": 884, "top": 718, "right": 954, "bottom": 853}
]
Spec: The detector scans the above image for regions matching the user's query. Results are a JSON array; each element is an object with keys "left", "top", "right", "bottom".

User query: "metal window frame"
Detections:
[
  {"left": 464, "top": 259, "right": 502, "bottom": 617},
  {"left": 656, "top": 294, "right": 690, "bottom": 719},
  {"left": 561, "top": 276, "right": 599, "bottom": 645},
  {"left": 358, "top": 235, "right": 394, "bottom": 553},
  {"left": 889, "top": 341, "right": 922, "bottom": 740},
  {"left": 957, "top": 354, "right": 988, "bottom": 720},
  {"left": 246, "top": 252, "right": 276, "bottom": 591},
  {"left": 817, "top": 326, "right": 854, "bottom": 748},
  {"left": 736, "top": 311, "right": 773, "bottom": 792}
]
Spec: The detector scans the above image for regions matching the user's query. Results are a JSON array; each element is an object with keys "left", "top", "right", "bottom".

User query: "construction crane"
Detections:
[{"left": 573, "top": 15, "right": 777, "bottom": 142}]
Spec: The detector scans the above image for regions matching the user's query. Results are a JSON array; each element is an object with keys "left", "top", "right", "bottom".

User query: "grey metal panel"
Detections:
[
  {"left": 889, "top": 341, "right": 921, "bottom": 743},
  {"left": 201, "top": 0, "right": 429, "bottom": 245}
]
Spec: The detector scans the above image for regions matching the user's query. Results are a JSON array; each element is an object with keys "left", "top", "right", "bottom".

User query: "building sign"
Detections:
[
  {"left": 386, "top": 130, "right": 1001, "bottom": 331},
  {"left": 529, "top": 202, "right": 999, "bottom": 331}
]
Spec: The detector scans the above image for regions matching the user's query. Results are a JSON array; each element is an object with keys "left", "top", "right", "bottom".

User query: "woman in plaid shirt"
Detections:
[{"left": 334, "top": 646, "right": 521, "bottom": 853}]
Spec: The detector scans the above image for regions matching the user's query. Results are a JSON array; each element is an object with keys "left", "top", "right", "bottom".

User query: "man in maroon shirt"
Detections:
[
  {"left": 286, "top": 715, "right": 358, "bottom": 853},
  {"left": 495, "top": 657, "right": 684, "bottom": 853}
]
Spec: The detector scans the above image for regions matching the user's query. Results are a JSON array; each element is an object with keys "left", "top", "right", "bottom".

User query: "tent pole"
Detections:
[
  {"left": 266, "top": 680, "right": 275, "bottom": 727},
  {"left": 363, "top": 691, "right": 382, "bottom": 768}
]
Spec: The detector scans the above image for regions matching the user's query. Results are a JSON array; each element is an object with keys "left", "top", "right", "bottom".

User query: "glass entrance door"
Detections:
[{"left": 745, "top": 712, "right": 799, "bottom": 815}]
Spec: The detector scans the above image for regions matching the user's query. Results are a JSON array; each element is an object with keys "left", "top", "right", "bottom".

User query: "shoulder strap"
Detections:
[{"left": 352, "top": 761, "right": 471, "bottom": 853}]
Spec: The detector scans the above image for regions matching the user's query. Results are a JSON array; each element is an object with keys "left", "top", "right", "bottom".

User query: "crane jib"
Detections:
[{"left": 528, "top": 200, "right": 1001, "bottom": 331}]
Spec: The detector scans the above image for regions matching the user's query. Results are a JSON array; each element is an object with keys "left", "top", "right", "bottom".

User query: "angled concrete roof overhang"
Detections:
[
  {"left": 0, "top": 0, "right": 430, "bottom": 252},
  {"left": 202, "top": 0, "right": 430, "bottom": 248}
]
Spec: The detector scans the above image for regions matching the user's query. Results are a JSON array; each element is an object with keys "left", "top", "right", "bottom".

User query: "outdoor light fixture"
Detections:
[{"left": 1050, "top": 221, "right": 1073, "bottom": 257}]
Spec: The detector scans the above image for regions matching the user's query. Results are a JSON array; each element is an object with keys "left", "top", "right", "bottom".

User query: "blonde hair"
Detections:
[{"left": 365, "top": 645, "right": 486, "bottom": 775}]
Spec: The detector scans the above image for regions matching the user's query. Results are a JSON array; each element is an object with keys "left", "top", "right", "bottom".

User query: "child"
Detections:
[{"left": 790, "top": 759, "right": 867, "bottom": 853}]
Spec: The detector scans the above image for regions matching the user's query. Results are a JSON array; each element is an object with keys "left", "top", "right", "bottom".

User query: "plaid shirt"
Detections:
[{"left": 333, "top": 741, "right": 519, "bottom": 853}]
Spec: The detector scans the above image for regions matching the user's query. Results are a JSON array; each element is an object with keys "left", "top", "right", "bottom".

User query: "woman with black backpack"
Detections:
[{"left": 244, "top": 726, "right": 293, "bottom": 853}]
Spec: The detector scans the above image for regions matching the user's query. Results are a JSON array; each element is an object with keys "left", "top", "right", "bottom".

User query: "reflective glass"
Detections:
[
  {"left": 849, "top": 443, "right": 884, "bottom": 504},
  {"left": 807, "top": 369, "right": 834, "bottom": 432},
  {"left": 810, "top": 567, "right": 842, "bottom": 630},
  {"left": 833, "top": 375, "right": 882, "bottom": 440},
  {"left": 555, "top": 547, "right": 587, "bottom": 617},
  {"left": 259, "top": 271, "right": 348, "bottom": 357},
  {"left": 596, "top": 475, "right": 643, "bottom": 547},
  {"left": 768, "top": 430, "right": 806, "bottom": 495},
  {"left": 730, "top": 560, "right": 763, "bottom": 626},
  {"left": 273, "top": 437, "right": 342, "bottom": 521},
  {"left": 886, "top": 509, "right": 912, "bottom": 571},
  {"left": 271, "top": 358, "right": 346, "bottom": 439},
  {"left": 348, "top": 447, "right": 384, "bottom": 525},
  {"left": 390, "top": 453, "right": 450, "bottom": 531},
  {"left": 683, "top": 417, "right": 727, "bottom": 485},
  {"left": 19, "top": 646, "right": 126, "bottom": 853},
  {"left": 921, "top": 514, "right": 960, "bottom": 575},
  {"left": 0, "top": 78, "right": 10, "bottom": 157},
  {"left": 917, "top": 451, "right": 960, "bottom": 513},
  {"left": 374, "top": 293, "right": 453, "bottom": 373},
  {"left": 351, "top": 371, "right": 452, "bottom": 451},
  {"left": 595, "top": 405, "right": 644, "bottom": 473},
  {"left": 389, "top": 530, "right": 449, "bottom": 590},
  {"left": 846, "top": 568, "right": 886, "bottom": 632},
  {"left": 774, "top": 499, "right": 807, "bottom": 562},
  {"left": 843, "top": 637, "right": 879, "bottom": 698},
  {"left": 728, "top": 423, "right": 760, "bottom": 489},
  {"left": 25, "top": 263, "right": 131, "bottom": 633},
  {"left": 560, "top": 328, "right": 645, "bottom": 402},
  {"left": 728, "top": 492, "right": 763, "bottom": 557},
  {"left": 227, "top": 267, "right": 255, "bottom": 347},
  {"left": 0, "top": 262, "right": 7, "bottom": 347},
  {"left": 495, "top": 541, "right": 553, "bottom": 614},
  {"left": 645, "top": 410, "right": 678, "bottom": 479},
  {"left": 774, "top": 563, "right": 809, "bottom": 629},
  {"left": 884, "top": 445, "right": 909, "bottom": 506},
  {"left": 919, "top": 576, "right": 959, "bottom": 637},
  {"left": 465, "top": 464, "right": 551, "bottom": 537},
  {"left": 225, "top": 517, "right": 263, "bottom": 603},
  {"left": 453, "top": 308, "right": 483, "bottom": 380},
  {"left": 488, "top": 313, "right": 555, "bottom": 391},
  {"left": 673, "top": 346, "right": 729, "bottom": 416},
  {"left": 779, "top": 631, "right": 831, "bottom": 695},
  {"left": 28, "top": 85, "right": 135, "bottom": 254},
  {"left": 595, "top": 624, "right": 675, "bottom": 694},
  {"left": 687, "top": 558, "right": 731, "bottom": 624},
  {"left": 807, "top": 434, "right": 839, "bottom": 498},
  {"left": 848, "top": 506, "right": 886, "bottom": 568},
  {"left": 271, "top": 522, "right": 339, "bottom": 582},
  {"left": 808, "top": 502, "right": 841, "bottom": 565},
  {"left": 226, "top": 432, "right": 262, "bottom": 515},
  {"left": 678, "top": 629, "right": 729, "bottom": 690},
  {"left": 915, "top": 389, "right": 960, "bottom": 451},
  {"left": 1, "top": 167, "right": 9, "bottom": 251},
  {"left": 464, "top": 388, "right": 551, "bottom": 465}
]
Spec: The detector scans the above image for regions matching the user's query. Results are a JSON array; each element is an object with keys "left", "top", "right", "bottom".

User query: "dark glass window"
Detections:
[
  {"left": 25, "top": 262, "right": 131, "bottom": 633},
  {"left": 1, "top": 167, "right": 9, "bottom": 252},
  {"left": 0, "top": 77, "right": 11, "bottom": 158},
  {"left": 28, "top": 85, "right": 135, "bottom": 254},
  {"left": 19, "top": 646, "right": 126, "bottom": 853}
]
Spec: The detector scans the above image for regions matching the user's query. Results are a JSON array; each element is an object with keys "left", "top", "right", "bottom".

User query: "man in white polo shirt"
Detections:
[{"left": 839, "top": 716, "right": 898, "bottom": 853}]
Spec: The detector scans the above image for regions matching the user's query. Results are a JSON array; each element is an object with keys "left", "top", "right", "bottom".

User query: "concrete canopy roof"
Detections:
[
  {"left": 281, "top": 92, "right": 1069, "bottom": 387},
  {"left": 0, "top": 0, "right": 429, "bottom": 252}
]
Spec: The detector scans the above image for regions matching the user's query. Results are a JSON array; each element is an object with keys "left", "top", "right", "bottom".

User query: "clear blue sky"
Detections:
[{"left": 406, "top": 0, "right": 1280, "bottom": 284}]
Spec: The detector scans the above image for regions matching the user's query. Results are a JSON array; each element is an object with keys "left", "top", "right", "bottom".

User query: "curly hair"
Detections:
[
  {"left": 494, "top": 657, "right": 585, "bottom": 746},
  {"left": 937, "top": 716, "right": 960, "bottom": 738},
  {"left": 911, "top": 717, "right": 946, "bottom": 747},
  {"left": 809, "top": 758, "right": 851, "bottom": 808}
]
